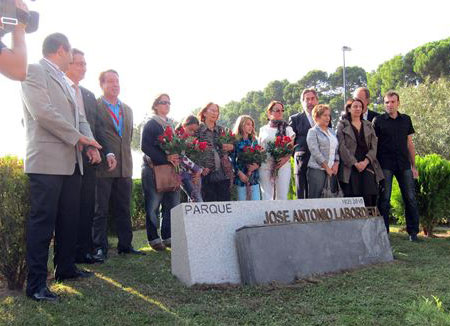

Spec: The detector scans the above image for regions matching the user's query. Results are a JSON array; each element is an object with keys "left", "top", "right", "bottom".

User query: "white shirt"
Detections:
[
  {"left": 64, "top": 76, "right": 87, "bottom": 118},
  {"left": 258, "top": 123, "right": 296, "bottom": 168}
]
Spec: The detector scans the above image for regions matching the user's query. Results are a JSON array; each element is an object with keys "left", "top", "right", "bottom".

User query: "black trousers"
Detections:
[
  {"left": 92, "top": 177, "right": 133, "bottom": 254},
  {"left": 295, "top": 159, "right": 309, "bottom": 199},
  {"left": 75, "top": 163, "right": 96, "bottom": 259},
  {"left": 26, "top": 168, "right": 81, "bottom": 295},
  {"left": 202, "top": 178, "right": 231, "bottom": 202}
]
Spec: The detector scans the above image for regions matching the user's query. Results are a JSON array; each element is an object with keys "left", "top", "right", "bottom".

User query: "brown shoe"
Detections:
[{"left": 150, "top": 243, "right": 166, "bottom": 251}]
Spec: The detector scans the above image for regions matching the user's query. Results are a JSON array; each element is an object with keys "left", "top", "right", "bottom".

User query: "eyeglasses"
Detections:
[
  {"left": 271, "top": 109, "right": 284, "bottom": 113},
  {"left": 157, "top": 101, "right": 171, "bottom": 105}
]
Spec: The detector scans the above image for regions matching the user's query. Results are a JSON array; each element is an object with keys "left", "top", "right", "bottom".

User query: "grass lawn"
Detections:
[{"left": 1, "top": 228, "right": 450, "bottom": 326}]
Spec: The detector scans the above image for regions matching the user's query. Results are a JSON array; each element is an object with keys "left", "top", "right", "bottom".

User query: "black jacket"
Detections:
[{"left": 141, "top": 118, "right": 169, "bottom": 166}]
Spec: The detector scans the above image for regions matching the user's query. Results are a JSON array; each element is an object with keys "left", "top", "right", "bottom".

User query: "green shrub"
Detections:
[
  {"left": 391, "top": 154, "right": 450, "bottom": 236},
  {"left": 0, "top": 156, "right": 29, "bottom": 290},
  {"left": 130, "top": 179, "right": 146, "bottom": 230},
  {"left": 391, "top": 179, "right": 406, "bottom": 226},
  {"left": 288, "top": 158, "right": 297, "bottom": 200}
]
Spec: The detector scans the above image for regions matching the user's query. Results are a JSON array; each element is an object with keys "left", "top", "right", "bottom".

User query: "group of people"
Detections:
[
  {"left": 19, "top": 31, "right": 421, "bottom": 302},
  {"left": 142, "top": 87, "right": 421, "bottom": 254},
  {"left": 21, "top": 33, "right": 145, "bottom": 302}
]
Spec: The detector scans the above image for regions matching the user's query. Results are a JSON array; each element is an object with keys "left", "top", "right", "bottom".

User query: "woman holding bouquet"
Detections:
[
  {"left": 231, "top": 115, "right": 262, "bottom": 200},
  {"left": 195, "top": 103, "right": 234, "bottom": 202},
  {"left": 141, "top": 94, "right": 180, "bottom": 251},
  {"left": 306, "top": 104, "right": 339, "bottom": 198},
  {"left": 337, "top": 99, "right": 383, "bottom": 206},
  {"left": 258, "top": 101, "right": 295, "bottom": 200}
]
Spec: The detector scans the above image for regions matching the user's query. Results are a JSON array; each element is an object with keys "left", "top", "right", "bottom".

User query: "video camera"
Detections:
[{"left": 0, "top": 0, "right": 38, "bottom": 37}]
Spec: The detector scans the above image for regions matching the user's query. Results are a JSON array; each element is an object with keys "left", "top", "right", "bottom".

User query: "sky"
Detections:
[{"left": 0, "top": 0, "right": 449, "bottom": 174}]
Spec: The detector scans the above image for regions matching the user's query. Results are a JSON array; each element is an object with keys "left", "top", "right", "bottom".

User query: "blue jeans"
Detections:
[
  {"left": 141, "top": 166, "right": 180, "bottom": 245},
  {"left": 378, "top": 168, "right": 419, "bottom": 235},
  {"left": 236, "top": 184, "right": 261, "bottom": 201}
]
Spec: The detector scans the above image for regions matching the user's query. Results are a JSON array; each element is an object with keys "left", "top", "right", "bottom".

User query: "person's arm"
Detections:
[
  {"left": 181, "top": 155, "right": 202, "bottom": 174},
  {"left": 0, "top": 0, "right": 28, "bottom": 80},
  {"left": 0, "top": 29, "right": 27, "bottom": 80},
  {"left": 407, "top": 135, "right": 418, "bottom": 178},
  {"left": 306, "top": 128, "right": 326, "bottom": 167},
  {"left": 332, "top": 131, "right": 339, "bottom": 175},
  {"left": 79, "top": 110, "right": 94, "bottom": 139},
  {"left": 93, "top": 103, "right": 111, "bottom": 156}
]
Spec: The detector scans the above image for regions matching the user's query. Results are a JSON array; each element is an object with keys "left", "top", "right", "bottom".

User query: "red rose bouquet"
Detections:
[
  {"left": 217, "top": 129, "right": 236, "bottom": 146},
  {"left": 185, "top": 138, "right": 208, "bottom": 164},
  {"left": 238, "top": 144, "right": 267, "bottom": 166},
  {"left": 266, "top": 136, "right": 294, "bottom": 166},
  {"left": 266, "top": 135, "right": 294, "bottom": 199},
  {"left": 158, "top": 126, "right": 191, "bottom": 155}
]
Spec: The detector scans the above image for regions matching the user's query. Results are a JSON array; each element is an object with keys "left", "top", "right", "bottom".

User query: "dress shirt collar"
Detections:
[{"left": 43, "top": 57, "right": 65, "bottom": 79}]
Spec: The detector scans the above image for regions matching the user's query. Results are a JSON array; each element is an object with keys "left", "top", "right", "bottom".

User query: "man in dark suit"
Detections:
[
  {"left": 92, "top": 69, "right": 145, "bottom": 260},
  {"left": 354, "top": 87, "right": 380, "bottom": 122},
  {"left": 65, "top": 49, "right": 116, "bottom": 264},
  {"left": 21, "top": 33, "right": 102, "bottom": 301},
  {"left": 288, "top": 88, "right": 319, "bottom": 199}
]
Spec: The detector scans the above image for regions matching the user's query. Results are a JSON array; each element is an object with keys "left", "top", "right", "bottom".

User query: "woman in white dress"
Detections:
[{"left": 258, "top": 101, "right": 295, "bottom": 200}]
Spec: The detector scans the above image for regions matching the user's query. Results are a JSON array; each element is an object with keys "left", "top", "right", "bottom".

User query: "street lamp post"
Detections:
[{"left": 342, "top": 46, "right": 352, "bottom": 105}]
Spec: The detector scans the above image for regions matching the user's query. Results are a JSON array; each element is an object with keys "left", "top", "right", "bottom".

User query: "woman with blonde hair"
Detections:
[
  {"left": 231, "top": 115, "right": 261, "bottom": 200},
  {"left": 258, "top": 101, "right": 295, "bottom": 200},
  {"left": 195, "top": 102, "right": 234, "bottom": 201}
]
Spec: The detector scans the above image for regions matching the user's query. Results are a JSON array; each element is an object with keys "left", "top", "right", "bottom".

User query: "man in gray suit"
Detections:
[{"left": 21, "top": 33, "right": 102, "bottom": 301}]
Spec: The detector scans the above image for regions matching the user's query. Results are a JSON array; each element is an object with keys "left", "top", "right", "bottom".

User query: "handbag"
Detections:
[
  {"left": 145, "top": 156, "right": 181, "bottom": 193},
  {"left": 321, "top": 175, "right": 344, "bottom": 198}
]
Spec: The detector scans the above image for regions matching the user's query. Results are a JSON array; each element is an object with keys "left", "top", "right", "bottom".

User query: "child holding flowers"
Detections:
[
  {"left": 231, "top": 115, "right": 265, "bottom": 200},
  {"left": 258, "top": 101, "right": 295, "bottom": 200},
  {"left": 175, "top": 115, "right": 207, "bottom": 202}
]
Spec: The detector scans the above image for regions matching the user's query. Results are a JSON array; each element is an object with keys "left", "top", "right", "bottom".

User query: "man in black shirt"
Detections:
[{"left": 373, "top": 91, "right": 420, "bottom": 241}]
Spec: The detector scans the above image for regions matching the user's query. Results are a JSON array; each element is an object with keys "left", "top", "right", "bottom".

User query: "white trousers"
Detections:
[{"left": 259, "top": 161, "right": 291, "bottom": 200}]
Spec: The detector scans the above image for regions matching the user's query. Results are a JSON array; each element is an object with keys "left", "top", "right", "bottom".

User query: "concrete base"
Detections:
[{"left": 235, "top": 217, "right": 393, "bottom": 285}]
